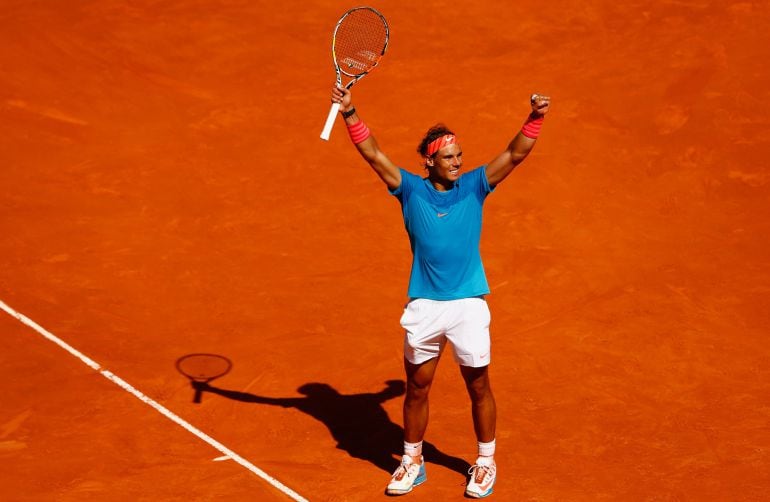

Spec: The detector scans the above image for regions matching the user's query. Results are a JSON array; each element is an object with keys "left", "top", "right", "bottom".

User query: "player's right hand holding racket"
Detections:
[{"left": 320, "top": 7, "right": 389, "bottom": 141}]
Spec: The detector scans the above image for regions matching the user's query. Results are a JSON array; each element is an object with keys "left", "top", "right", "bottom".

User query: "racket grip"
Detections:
[{"left": 320, "top": 102, "right": 341, "bottom": 141}]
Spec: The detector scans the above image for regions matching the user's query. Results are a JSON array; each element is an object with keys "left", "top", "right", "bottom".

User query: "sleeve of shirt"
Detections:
[
  {"left": 474, "top": 165, "right": 495, "bottom": 200},
  {"left": 480, "top": 165, "right": 494, "bottom": 194},
  {"left": 389, "top": 168, "right": 414, "bottom": 201}
]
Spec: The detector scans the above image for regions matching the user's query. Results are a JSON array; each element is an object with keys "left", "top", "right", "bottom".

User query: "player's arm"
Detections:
[
  {"left": 485, "top": 94, "right": 551, "bottom": 186},
  {"left": 197, "top": 382, "right": 296, "bottom": 408},
  {"left": 332, "top": 86, "right": 401, "bottom": 191}
]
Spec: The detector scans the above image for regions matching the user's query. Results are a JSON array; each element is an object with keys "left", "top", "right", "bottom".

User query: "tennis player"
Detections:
[{"left": 330, "top": 85, "right": 550, "bottom": 498}]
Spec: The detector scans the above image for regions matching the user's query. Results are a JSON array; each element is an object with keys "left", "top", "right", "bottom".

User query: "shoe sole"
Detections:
[
  {"left": 465, "top": 486, "right": 494, "bottom": 498},
  {"left": 385, "top": 471, "right": 427, "bottom": 496}
]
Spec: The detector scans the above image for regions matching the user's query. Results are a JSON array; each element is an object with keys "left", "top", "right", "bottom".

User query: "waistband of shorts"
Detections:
[{"left": 407, "top": 295, "right": 486, "bottom": 303}]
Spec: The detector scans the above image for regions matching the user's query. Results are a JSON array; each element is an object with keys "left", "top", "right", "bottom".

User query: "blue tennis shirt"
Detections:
[{"left": 390, "top": 166, "right": 495, "bottom": 300}]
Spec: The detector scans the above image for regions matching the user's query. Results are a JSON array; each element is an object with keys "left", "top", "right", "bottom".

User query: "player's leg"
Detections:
[
  {"left": 460, "top": 365, "right": 497, "bottom": 498},
  {"left": 386, "top": 358, "right": 438, "bottom": 495},
  {"left": 446, "top": 297, "right": 497, "bottom": 498},
  {"left": 460, "top": 364, "right": 496, "bottom": 444},
  {"left": 399, "top": 298, "right": 446, "bottom": 448},
  {"left": 387, "top": 299, "right": 445, "bottom": 495},
  {"left": 404, "top": 356, "right": 440, "bottom": 445}
]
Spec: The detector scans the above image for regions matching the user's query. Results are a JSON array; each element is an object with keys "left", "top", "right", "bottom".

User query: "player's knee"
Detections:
[
  {"left": 462, "top": 367, "right": 492, "bottom": 400},
  {"left": 468, "top": 382, "right": 492, "bottom": 402},
  {"left": 407, "top": 375, "right": 432, "bottom": 397}
]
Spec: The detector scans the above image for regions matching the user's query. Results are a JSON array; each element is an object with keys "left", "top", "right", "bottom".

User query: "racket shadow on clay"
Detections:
[
  {"left": 175, "top": 353, "right": 233, "bottom": 404},
  {"left": 196, "top": 379, "right": 471, "bottom": 477}
]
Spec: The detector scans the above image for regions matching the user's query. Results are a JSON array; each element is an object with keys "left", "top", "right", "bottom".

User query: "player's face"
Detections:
[{"left": 427, "top": 144, "right": 463, "bottom": 184}]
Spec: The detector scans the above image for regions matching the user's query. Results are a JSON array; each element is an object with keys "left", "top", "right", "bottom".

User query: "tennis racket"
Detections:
[
  {"left": 176, "top": 353, "right": 232, "bottom": 403},
  {"left": 319, "top": 6, "right": 389, "bottom": 141}
]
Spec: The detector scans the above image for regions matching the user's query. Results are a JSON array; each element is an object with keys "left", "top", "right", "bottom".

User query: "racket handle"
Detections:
[
  {"left": 192, "top": 380, "right": 206, "bottom": 403},
  {"left": 320, "top": 102, "right": 341, "bottom": 141}
]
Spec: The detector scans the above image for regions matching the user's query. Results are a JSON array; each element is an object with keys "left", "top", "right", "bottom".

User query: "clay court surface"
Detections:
[{"left": 1, "top": 1, "right": 769, "bottom": 500}]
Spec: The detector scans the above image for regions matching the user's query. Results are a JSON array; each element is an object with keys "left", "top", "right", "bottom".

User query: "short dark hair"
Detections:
[{"left": 417, "top": 123, "right": 455, "bottom": 158}]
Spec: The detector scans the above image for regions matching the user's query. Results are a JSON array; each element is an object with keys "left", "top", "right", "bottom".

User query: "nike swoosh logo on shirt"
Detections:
[{"left": 437, "top": 212, "right": 448, "bottom": 218}]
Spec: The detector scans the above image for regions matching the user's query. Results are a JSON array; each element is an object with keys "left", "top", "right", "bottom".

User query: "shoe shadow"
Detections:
[{"left": 195, "top": 379, "right": 471, "bottom": 476}]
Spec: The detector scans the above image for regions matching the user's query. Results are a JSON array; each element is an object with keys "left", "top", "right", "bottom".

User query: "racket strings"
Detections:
[
  {"left": 177, "top": 355, "right": 231, "bottom": 381},
  {"left": 335, "top": 11, "right": 388, "bottom": 75}
]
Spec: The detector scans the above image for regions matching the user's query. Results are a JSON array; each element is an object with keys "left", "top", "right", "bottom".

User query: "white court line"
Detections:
[{"left": 0, "top": 299, "right": 308, "bottom": 502}]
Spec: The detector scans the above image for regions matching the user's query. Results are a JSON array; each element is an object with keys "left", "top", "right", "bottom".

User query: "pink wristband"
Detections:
[
  {"left": 521, "top": 114, "right": 544, "bottom": 139},
  {"left": 347, "top": 120, "right": 371, "bottom": 144}
]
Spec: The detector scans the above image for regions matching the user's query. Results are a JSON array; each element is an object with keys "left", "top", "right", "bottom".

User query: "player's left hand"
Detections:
[
  {"left": 530, "top": 93, "right": 551, "bottom": 116},
  {"left": 332, "top": 85, "right": 354, "bottom": 115}
]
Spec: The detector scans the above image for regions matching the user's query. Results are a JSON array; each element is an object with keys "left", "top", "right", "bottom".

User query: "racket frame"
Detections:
[
  {"left": 175, "top": 353, "right": 232, "bottom": 403},
  {"left": 320, "top": 6, "right": 389, "bottom": 140}
]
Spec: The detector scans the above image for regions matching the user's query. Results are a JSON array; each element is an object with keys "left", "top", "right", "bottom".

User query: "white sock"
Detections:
[
  {"left": 404, "top": 440, "right": 423, "bottom": 458},
  {"left": 477, "top": 438, "right": 496, "bottom": 465}
]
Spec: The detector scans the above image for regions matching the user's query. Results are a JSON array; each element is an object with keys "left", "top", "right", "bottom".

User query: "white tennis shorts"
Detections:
[{"left": 400, "top": 297, "right": 491, "bottom": 368}]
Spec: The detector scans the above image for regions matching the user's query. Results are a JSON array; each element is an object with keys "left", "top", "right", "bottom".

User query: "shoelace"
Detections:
[
  {"left": 393, "top": 460, "right": 412, "bottom": 479},
  {"left": 468, "top": 464, "right": 494, "bottom": 482}
]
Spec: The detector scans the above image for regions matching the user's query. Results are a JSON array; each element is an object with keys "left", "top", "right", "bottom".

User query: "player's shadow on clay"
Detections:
[{"left": 193, "top": 379, "right": 471, "bottom": 476}]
